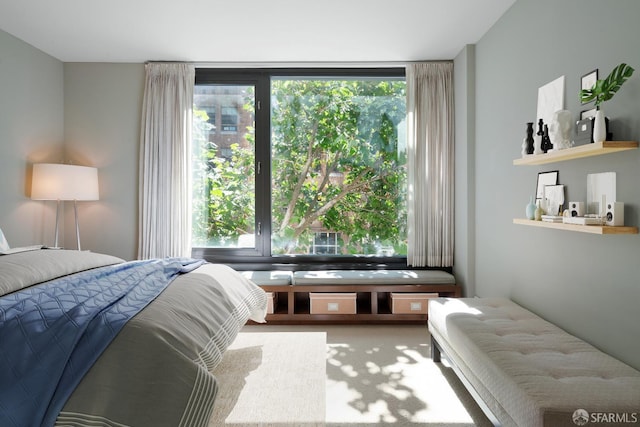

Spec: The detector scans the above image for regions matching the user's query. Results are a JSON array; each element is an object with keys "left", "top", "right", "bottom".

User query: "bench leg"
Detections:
[{"left": 431, "top": 335, "right": 442, "bottom": 363}]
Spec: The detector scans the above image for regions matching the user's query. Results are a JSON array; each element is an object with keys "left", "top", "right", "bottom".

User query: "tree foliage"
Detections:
[
  {"left": 192, "top": 110, "right": 255, "bottom": 246},
  {"left": 193, "top": 79, "right": 407, "bottom": 255},
  {"left": 271, "top": 79, "right": 406, "bottom": 255}
]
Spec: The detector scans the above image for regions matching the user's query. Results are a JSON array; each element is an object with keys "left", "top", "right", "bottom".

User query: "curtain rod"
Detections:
[
  {"left": 145, "top": 60, "right": 452, "bottom": 68},
  {"left": 194, "top": 61, "right": 408, "bottom": 69}
]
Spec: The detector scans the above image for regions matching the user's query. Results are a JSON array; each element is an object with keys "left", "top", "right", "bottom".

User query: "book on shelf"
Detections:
[
  {"left": 541, "top": 215, "right": 564, "bottom": 223},
  {"left": 562, "top": 216, "right": 603, "bottom": 225}
]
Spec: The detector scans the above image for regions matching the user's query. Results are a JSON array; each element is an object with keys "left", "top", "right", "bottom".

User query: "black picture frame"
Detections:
[
  {"left": 536, "top": 170, "right": 559, "bottom": 201},
  {"left": 581, "top": 69, "right": 598, "bottom": 104},
  {"left": 580, "top": 107, "right": 597, "bottom": 120}
]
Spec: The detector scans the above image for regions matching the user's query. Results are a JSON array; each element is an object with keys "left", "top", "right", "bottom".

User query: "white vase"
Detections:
[
  {"left": 533, "top": 135, "right": 543, "bottom": 154},
  {"left": 593, "top": 109, "right": 606, "bottom": 143}
]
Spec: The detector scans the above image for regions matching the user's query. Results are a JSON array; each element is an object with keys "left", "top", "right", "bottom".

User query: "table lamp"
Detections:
[{"left": 31, "top": 163, "right": 99, "bottom": 250}]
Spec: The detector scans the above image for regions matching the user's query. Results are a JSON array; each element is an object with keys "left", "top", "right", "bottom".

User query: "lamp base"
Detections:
[
  {"left": 74, "top": 199, "right": 81, "bottom": 251},
  {"left": 54, "top": 200, "right": 61, "bottom": 248}
]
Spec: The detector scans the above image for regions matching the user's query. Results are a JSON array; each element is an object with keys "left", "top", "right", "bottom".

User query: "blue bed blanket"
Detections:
[{"left": 0, "top": 257, "right": 205, "bottom": 427}]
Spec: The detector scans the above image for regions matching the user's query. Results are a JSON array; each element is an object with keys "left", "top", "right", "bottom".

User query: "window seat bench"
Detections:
[
  {"left": 428, "top": 297, "right": 640, "bottom": 427},
  {"left": 241, "top": 269, "right": 459, "bottom": 324}
]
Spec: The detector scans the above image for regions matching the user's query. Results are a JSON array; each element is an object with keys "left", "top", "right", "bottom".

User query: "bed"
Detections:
[{"left": 0, "top": 246, "right": 268, "bottom": 427}]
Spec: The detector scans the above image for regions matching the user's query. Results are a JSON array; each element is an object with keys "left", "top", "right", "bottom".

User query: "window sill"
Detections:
[{"left": 190, "top": 249, "right": 447, "bottom": 272}]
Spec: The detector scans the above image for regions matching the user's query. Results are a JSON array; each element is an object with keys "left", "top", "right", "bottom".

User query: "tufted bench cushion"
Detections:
[
  {"left": 240, "top": 271, "right": 292, "bottom": 287},
  {"left": 292, "top": 269, "right": 455, "bottom": 285},
  {"left": 428, "top": 297, "right": 640, "bottom": 427}
]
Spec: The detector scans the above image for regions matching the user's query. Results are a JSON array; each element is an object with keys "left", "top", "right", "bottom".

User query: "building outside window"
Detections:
[
  {"left": 220, "top": 106, "right": 239, "bottom": 133},
  {"left": 312, "top": 232, "right": 340, "bottom": 255}
]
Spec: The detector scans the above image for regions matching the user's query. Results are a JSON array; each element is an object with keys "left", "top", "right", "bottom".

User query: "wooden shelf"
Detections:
[
  {"left": 513, "top": 218, "right": 638, "bottom": 235},
  {"left": 255, "top": 283, "right": 461, "bottom": 324},
  {"left": 513, "top": 141, "right": 638, "bottom": 165}
]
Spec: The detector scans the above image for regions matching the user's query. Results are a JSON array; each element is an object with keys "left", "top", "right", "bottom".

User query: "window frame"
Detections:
[{"left": 192, "top": 67, "right": 408, "bottom": 269}]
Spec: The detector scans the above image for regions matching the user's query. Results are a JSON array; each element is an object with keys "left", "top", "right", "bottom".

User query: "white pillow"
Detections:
[{"left": 0, "top": 228, "right": 9, "bottom": 251}]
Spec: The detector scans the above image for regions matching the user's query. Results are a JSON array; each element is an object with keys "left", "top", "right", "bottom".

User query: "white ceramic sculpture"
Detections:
[{"left": 549, "top": 109, "right": 572, "bottom": 150}]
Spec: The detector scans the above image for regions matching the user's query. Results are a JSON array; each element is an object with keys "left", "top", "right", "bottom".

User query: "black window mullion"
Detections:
[{"left": 254, "top": 75, "right": 271, "bottom": 257}]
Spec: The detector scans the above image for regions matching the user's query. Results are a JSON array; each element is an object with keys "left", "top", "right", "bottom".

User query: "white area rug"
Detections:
[
  {"left": 209, "top": 331, "right": 326, "bottom": 427},
  {"left": 237, "top": 325, "right": 492, "bottom": 427}
]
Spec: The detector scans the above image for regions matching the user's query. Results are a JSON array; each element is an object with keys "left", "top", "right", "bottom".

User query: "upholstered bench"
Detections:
[
  {"left": 292, "top": 269, "right": 456, "bottom": 285},
  {"left": 240, "top": 271, "right": 292, "bottom": 314},
  {"left": 240, "top": 269, "right": 459, "bottom": 323},
  {"left": 428, "top": 297, "right": 640, "bottom": 427},
  {"left": 240, "top": 270, "right": 292, "bottom": 287}
]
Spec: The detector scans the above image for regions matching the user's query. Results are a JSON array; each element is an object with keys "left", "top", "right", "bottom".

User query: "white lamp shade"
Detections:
[{"left": 31, "top": 163, "right": 99, "bottom": 201}]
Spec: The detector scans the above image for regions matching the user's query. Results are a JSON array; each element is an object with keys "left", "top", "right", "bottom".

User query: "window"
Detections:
[
  {"left": 192, "top": 83, "right": 256, "bottom": 248},
  {"left": 312, "top": 232, "right": 340, "bottom": 255},
  {"left": 220, "top": 106, "right": 239, "bottom": 132},
  {"left": 192, "top": 69, "right": 406, "bottom": 264}
]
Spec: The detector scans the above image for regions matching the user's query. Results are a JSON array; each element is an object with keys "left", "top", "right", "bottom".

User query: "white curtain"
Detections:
[
  {"left": 138, "top": 63, "right": 195, "bottom": 259},
  {"left": 406, "top": 62, "right": 454, "bottom": 267}
]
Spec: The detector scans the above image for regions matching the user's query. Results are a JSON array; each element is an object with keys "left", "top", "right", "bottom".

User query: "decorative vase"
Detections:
[
  {"left": 525, "top": 122, "right": 534, "bottom": 155},
  {"left": 593, "top": 108, "right": 606, "bottom": 143},
  {"left": 534, "top": 200, "right": 543, "bottom": 221},
  {"left": 533, "top": 135, "right": 543, "bottom": 155},
  {"left": 526, "top": 196, "right": 536, "bottom": 220}
]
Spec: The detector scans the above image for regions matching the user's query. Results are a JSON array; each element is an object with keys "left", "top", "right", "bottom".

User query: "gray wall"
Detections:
[
  {"left": 64, "top": 63, "right": 144, "bottom": 260},
  {"left": 0, "top": 29, "right": 64, "bottom": 247},
  {"left": 0, "top": 29, "right": 143, "bottom": 259},
  {"left": 471, "top": 0, "right": 640, "bottom": 369},
  {"left": 453, "top": 45, "right": 476, "bottom": 298}
]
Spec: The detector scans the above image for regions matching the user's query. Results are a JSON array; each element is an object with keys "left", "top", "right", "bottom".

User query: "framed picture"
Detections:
[
  {"left": 544, "top": 184, "right": 565, "bottom": 216},
  {"left": 580, "top": 107, "right": 597, "bottom": 120},
  {"left": 581, "top": 69, "right": 598, "bottom": 104},
  {"left": 536, "top": 170, "right": 559, "bottom": 200},
  {"left": 537, "top": 76, "right": 565, "bottom": 127}
]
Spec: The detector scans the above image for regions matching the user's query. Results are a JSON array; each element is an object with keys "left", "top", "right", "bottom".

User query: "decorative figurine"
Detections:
[
  {"left": 542, "top": 124, "right": 553, "bottom": 153},
  {"left": 537, "top": 118, "right": 544, "bottom": 137},
  {"left": 534, "top": 119, "right": 544, "bottom": 155},
  {"left": 549, "top": 110, "right": 572, "bottom": 150}
]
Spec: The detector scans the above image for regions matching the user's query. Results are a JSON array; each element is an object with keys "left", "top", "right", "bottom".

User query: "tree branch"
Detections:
[
  {"left": 292, "top": 172, "right": 376, "bottom": 239},
  {"left": 279, "top": 120, "right": 320, "bottom": 232}
]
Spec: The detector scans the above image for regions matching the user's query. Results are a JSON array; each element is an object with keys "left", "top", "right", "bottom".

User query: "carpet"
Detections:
[
  {"left": 209, "top": 331, "right": 326, "bottom": 427},
  {"left": 240, "top": 324, "right": 492, "bottom": 427}
]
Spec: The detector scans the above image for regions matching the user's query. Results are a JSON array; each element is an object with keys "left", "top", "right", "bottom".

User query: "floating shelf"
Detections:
[
  {"left": 513, "top": 141, "right": 638, "bottom": 165},
  {"left": 513, "top": 218, "right": 638, "bottom": 235}
]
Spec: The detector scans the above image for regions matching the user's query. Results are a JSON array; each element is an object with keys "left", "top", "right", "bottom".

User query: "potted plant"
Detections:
[{"left": 580, "top": 63, "right": 634, "bottom": 143}]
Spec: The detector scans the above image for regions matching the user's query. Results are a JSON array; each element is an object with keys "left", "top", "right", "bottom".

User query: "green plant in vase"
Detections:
[{"left": 580, "top": 63, "right": 634, "bottom": 143}]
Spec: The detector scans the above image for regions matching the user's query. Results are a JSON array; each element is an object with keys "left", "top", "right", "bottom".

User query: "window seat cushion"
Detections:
[
  {"left": 240, "top": 271, "right": 293, "bottom": 286},
  {"left": 292, "top": 269, "right": 455, "bottom": 285}
]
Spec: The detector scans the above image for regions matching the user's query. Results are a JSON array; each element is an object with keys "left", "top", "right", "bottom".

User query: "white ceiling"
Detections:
[{"left": 0, "top": 0, "right": 515, "bottom": 63}]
